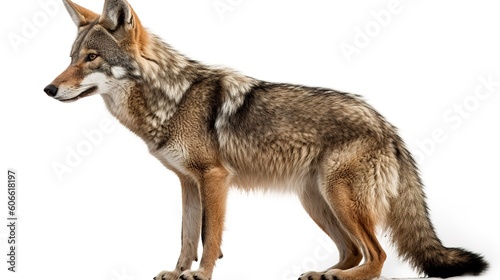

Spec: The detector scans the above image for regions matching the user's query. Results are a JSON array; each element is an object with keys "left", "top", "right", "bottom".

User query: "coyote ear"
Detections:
[
  {"left": 62, "top": 0, "right": 99, "bottom": 27},
  {"left": 99, "top": 0, "right": 135, "bottom": 32}
]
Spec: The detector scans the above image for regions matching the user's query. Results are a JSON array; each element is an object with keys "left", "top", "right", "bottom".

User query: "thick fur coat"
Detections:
[{"left": 44, "top": 1, "right": 488, "bottom": 279}]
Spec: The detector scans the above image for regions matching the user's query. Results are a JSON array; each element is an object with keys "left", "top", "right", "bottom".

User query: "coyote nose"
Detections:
[{"left": 44, "top": 84, "right": 58, "bottom": 97}]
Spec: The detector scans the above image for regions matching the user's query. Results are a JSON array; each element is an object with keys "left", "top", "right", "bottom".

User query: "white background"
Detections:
[{"left": 1, "top": 0, "right": 499, "bottom": 279}]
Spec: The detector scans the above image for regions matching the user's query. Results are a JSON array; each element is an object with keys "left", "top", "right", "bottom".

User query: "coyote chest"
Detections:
[{"left": 151, "top": 143, "right": 190, "bottom": 176}]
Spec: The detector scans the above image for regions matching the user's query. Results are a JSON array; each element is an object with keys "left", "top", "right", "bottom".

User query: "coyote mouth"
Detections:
[
  {"left": 60, "top": 86, "right": 98, "bottom": 103},
  {"left": 80, "top": 86, "right": 98, "bottom": 97}
]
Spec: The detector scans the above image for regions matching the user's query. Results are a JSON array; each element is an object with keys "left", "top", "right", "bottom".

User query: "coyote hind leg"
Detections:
[
  {"left": 321, "top": 175, "right": 386, "bottom": 280},
  {"left": 301, "top": 156, "right": 388, "bottom": 280},
  {"left": 299, "top": 182, "right": 362, "bottom": 272}
]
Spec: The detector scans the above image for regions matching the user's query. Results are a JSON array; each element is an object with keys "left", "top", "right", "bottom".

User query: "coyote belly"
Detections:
[{"left": 44, "top": 1, "right": 488, "bottom": 279}]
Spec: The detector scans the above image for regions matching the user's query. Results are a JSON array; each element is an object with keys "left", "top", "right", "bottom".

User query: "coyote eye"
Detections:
[{"left": 86, "top": 53, "right": 98, "bottom": 62}]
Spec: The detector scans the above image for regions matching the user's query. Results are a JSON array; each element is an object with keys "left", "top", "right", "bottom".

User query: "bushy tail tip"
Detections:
[{"left": 424, "top": 247, "right": 488, "bottom": 278}]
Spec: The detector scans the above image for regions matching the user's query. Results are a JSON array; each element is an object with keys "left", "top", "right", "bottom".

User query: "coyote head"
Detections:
[{"left": 44, "top": 0, "right": 146, "bottom": 102}]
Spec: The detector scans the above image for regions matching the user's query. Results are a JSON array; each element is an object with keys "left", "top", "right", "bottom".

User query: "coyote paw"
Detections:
[
  {"left": 153, "top": 270, "right": 180, "bottom": 280},
  {"left": 298, "top": 270, "right": 343, "bottom": 280},
  {"left": 299, "top": 269, "right": 382, "bottom": 280},
  {"left": 179, "top": 270, "right": 210, "bottom": 280}
]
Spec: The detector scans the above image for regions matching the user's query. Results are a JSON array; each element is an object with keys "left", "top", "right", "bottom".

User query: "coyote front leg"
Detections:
[
  {"left": 155, "top": 177, "right": 202, "bottom": 280},
  {"left": 180, "top": 167, "right": 229, "bottom": 280}
]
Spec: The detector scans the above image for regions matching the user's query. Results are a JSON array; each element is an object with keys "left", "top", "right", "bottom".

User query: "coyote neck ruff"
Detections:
[
  {"left": 102, "top": 34, "right": 200, "bottom": 148},
  {"left": 103, "top": 31, "right": 258, "bottom": 153},
  {"left": 44, "top": 1, "right": 488, "bottom": 280}
]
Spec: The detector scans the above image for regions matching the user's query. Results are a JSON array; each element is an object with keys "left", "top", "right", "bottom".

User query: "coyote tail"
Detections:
[{"left": 388, "top": 136, "right": 488, "bottom": 278}]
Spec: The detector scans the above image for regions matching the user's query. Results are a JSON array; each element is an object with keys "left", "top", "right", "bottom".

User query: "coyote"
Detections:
[{"left": 44, "top": 0, "right": 488, "bottom": 279}]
